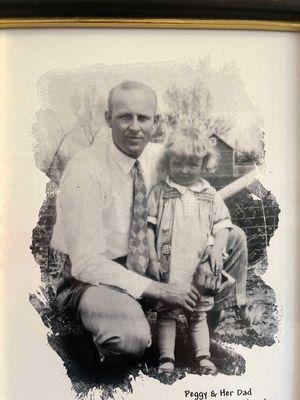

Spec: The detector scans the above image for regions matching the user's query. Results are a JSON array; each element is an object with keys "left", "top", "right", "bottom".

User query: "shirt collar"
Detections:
[
  {"left": 166, "top": 175, "right": 210, "bottom": 194},
  {"left": 109, "top": 141, "right": 139, "bottom": 174}
]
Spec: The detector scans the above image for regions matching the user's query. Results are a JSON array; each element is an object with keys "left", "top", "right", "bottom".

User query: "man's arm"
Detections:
[{"left": 143, "top": 280, "right": 200, "bottom": 312}]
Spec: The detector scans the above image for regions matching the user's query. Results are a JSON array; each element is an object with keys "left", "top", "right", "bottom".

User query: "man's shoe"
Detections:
[
  {"left": 236, "top": 304, "right": 251, "bottom": 326},
  {"left": 207, "top": 309, "right": 225, "bottom": 333}
]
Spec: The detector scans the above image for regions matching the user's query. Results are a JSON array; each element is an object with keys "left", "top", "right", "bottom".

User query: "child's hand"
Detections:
[
  {"left": 208, "top": 246, "right": 224, "bottom": 275},
  {"left": 147, "top": 259, "right": 161, "bottom": 281},
  {"left": 193, "top": 261, "right": 222, "bottom": 295}
]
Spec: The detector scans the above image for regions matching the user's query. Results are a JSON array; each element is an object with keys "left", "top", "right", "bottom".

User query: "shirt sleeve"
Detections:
[
  {"left": 212, "top": 191, "right": 233, "bottom": 235},
  {"left": 51, "top": 156, "right": 152, "bottom": 299},
  {"left": 147, "top": 184, "right": 161, "bottom": 226}
]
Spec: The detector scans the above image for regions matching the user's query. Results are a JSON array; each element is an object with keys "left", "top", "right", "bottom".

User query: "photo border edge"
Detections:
[{"left": 0, "top": 18, "right": 299, "bottom": 31}]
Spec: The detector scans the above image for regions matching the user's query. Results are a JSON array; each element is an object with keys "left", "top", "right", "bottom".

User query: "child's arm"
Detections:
[
  {"left": 195, "top": 228, "right": 229, "bottom": 293},
  {"left": 208, "top": 228, "right": 229, "bottom": 274},
  {"left": 147, "top": 225, "right": 158, "bottom": 261},
  {"left": 147, "top": 225, "right": 161, "bottom": 281},
  {"left": 146, "top": 184, "right": 163, "bottom": 281},
  {"left": 208, "top": 190, "right": 232, "bottom": 274}
]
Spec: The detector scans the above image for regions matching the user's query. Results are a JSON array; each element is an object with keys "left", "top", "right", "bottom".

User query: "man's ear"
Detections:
[{"left": 105, "top": 111, "right": 112, "bottom": 128}]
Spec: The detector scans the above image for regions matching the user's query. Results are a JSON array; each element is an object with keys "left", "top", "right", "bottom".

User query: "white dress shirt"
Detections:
[{"left": 51, "top": 137, "right": 161, "bottom": 298}]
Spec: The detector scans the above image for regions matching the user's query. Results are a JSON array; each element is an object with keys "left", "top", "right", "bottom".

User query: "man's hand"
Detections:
[
  {"left": 142, "top": 281, "right": 200, "bottom": 312},
  {"left": 147, "top": 259, "right": 161, "bottom": 281}
]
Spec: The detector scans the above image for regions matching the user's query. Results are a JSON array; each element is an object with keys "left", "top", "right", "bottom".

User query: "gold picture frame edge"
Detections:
[{"left": 0, "top": 17, "right": 300, "bottom": 31}]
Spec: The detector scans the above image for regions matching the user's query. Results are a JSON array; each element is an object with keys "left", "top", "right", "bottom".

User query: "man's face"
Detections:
[{"left": 105, "top": 88, "right": 159, "bottom": 159}]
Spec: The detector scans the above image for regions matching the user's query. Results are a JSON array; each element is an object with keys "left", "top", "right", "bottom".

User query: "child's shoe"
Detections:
[
  {"left": 197, "top": 356, "right": 218, "bottom": 375},
  {"left": 158, "top": 357, "right": 175, "bottom": 375}
]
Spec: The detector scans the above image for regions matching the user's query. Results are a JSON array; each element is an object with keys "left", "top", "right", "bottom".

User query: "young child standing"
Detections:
[{"left": 147, "top": 132, "right": 233, "bottom": 375}]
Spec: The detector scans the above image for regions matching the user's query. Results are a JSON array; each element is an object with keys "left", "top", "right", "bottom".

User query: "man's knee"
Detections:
[
  {"left": 79, "top": 286, "right": 151, "bottom": 359},
  {"left": 99, "top": 318, "right": 151, "bottom": 359},
  {"left": 235, "top": 225, "right": 247, "bottom": 243},
  {"left": 225, "top": 225, "right": 248, "bottom": 278},
  {"left": 228, "top": 225, "right": 247, "bottom": 252},
  {"left": 117, "top": 320, "right": 152, "bottom": 358}
]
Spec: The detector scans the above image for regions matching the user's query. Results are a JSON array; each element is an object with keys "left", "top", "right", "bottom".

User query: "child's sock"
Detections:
[
  {"left": 188, "top": 311, "right": 210, "bottom": 359},
  {"left": 157, "top": 317, "right": 176, "bottom": 370}
]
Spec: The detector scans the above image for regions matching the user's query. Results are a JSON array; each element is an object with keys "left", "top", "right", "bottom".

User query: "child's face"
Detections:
[{"left": 169, "top": 154, "right": 203, "bottom": 186}]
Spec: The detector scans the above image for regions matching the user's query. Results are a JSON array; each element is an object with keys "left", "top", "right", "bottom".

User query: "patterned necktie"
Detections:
[{"left": 126, "top": 160, "right": 149, "bottom": 275}]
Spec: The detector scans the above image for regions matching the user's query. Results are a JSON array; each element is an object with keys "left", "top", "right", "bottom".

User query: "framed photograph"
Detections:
[{"left": 1, "top": 13, "right": 300, "bottom": 400}]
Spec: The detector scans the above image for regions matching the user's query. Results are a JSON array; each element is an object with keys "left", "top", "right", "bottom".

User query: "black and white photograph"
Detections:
[{"left": 1, "top": 27, "right": 299, "bottom": 400}]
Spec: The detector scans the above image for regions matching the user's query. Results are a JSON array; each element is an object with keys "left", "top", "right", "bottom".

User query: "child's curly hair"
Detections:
[{"left": 156, "top": 129, "right": 219, "bottom": 183}]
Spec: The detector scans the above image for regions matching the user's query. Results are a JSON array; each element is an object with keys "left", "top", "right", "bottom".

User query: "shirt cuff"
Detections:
[
  {"left": 212, "top": 220, "right": 233, "bottom": 236},
  {"left": 125, "top": 273, "right": 153, "bottom": 299}
]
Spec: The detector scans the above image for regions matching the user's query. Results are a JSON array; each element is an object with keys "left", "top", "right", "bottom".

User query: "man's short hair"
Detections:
[{"left": 108, "top": 80, "right": 157, "bottom": 114}]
